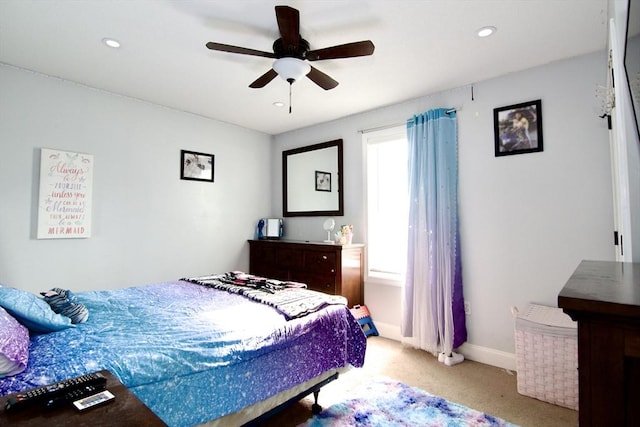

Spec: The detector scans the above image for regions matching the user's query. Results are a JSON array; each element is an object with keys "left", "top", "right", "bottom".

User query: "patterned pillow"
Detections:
[
  {"left": 0, "top": 286, "right": 73, "bottom": 333},
  {"left": 50, "top": 287, "right": 75, "bottom": 301},
  {"left": 0, "top": 306, "right": 29, "bottom": 377},
  {"left": 41, "top": 289, "right": 89, "bottom": 324}
]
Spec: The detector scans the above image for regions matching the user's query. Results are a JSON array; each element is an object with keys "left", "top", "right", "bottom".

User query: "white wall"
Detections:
[
  {"left": 0, "top": 64, "right": 272, "bottom": 293},
  {"left": 0, "top": 48, "right": 617, "bottom": 368},
  {"left": 273, "top": 50, "right": 615, "bottom": 367}
]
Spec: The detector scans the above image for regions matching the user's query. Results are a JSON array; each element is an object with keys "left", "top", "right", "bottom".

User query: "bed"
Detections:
[{"left": 0, "top": 272, "right": 367, "bottom": 426}]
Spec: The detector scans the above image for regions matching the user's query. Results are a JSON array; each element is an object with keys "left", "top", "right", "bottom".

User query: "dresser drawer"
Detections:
[
  {"left": 251, "top": 244, "right": 275, "bottom": 265},
  {"left": 305, "top": 251, "right": 337, "bottom": 274},
  {"left": 300, "top": 273, "right": 337, "bottom": 294},
  {"left": 275, "top": 248, "right": 304, "bottom": 269},
  {"left": 252, "top": 265, "right": 289, "bottom": 282}
]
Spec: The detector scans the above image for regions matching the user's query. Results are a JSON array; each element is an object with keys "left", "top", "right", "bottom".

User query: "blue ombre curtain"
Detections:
[{"left": 401, "top": 108, "right": 466, "bottom": 355}]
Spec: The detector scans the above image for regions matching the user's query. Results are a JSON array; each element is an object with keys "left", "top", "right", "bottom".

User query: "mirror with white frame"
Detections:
[{"left": 282, "top": 139, "right": 344, "bottom": 217}]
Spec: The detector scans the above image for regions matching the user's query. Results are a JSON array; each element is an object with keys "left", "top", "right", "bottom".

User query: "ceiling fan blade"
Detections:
[
  {"left": 306, "top": 40, "right": 375, "bottom": 61},
  {"left": 307, "top": 66, "right": 339, "bottom": 90},
  {"left": 249, "top": 68, "right": 278, "bottom": 88},
  {"left": 275, "top": 5, "right": 300, "bottom": 53},
  {"left": 206, "top": 42, "right": 276, "bottom": 59}
]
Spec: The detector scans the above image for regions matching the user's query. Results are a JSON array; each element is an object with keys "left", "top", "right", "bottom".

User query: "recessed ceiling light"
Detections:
[
  {"left": 476, "top": 26, "right": 497, "bottom": 38},
  {"left": 102, "top": 38, "right": 121, "bottom": 48},
  {"left": 273, "top": 101, "right": 285, "bottom": 108}
]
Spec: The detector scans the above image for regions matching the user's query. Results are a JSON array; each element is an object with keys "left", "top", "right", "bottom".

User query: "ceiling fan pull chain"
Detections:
[{"left": 289, "top": 80, "right": 293, "bottom": 114}]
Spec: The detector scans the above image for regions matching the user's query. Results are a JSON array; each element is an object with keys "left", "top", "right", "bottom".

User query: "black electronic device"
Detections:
[
  {"left": 43, "top": 382, "right": 109, "bottom": 411},
  {"left": 4, "top": 372, "right": 107, "bottom": 413}
]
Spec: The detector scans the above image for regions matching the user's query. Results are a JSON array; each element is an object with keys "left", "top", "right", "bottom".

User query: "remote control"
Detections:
[
  {"left": 72, "top": 390, "right": 115, "bottom": 411},
  {"left": 44, "top": 383, "right": 108, "bottom": 411},
  {"left": 4, "top": 372, "right": 107, "bottom": 413}
]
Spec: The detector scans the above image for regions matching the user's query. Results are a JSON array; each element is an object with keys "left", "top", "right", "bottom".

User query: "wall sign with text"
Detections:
[{"left": 37, "top": 148, "right": 94, "bottom": 239}]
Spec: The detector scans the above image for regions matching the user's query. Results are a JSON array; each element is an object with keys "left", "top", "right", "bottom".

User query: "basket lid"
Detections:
[{"left": 517, "top": 303, "right": 577, "bottom": 329}]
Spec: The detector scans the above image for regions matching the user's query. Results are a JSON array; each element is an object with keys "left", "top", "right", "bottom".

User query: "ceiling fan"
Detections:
[{"left": 205, "top": 5, "right": 375, "bottom": 91}]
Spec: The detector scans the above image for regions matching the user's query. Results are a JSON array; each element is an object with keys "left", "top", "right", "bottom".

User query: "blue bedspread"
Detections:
[{"left": 0, "top": 281, "right": 366, "bottom": 426}]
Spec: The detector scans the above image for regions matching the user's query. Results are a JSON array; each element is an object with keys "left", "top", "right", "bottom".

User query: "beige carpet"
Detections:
[{"left": 260, "top": 336, "right": 578, "bottom": 427}]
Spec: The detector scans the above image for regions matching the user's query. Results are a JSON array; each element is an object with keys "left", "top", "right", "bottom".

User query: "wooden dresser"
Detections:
[
  {"left": 558, "top": 260, "right": 640, "bottom": 426},
  {"left": 248, "top": 239, "right": 364, "bottom": 307}
]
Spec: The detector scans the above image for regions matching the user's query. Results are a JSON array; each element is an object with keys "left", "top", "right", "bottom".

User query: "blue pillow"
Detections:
[{"left": 0, "top": 286, "right": 73, "bottom": 333}]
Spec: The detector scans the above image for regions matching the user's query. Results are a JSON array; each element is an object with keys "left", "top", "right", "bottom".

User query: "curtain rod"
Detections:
[{"left": 359, "top": 108, "right": 458, "bottom": 134}]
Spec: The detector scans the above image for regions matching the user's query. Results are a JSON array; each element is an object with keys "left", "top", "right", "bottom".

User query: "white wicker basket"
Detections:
[{"left": 513, "top": 303, "right": 578, "bottom": 410}]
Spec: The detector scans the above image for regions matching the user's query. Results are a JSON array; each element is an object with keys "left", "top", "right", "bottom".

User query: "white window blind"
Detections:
[{"left": 364, "top": 126, "right": 408, "bottom": 284}]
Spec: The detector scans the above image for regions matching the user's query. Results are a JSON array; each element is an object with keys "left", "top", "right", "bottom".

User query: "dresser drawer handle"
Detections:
[{"left": 322, "top": 255, "right": 328, "bottom": 260}]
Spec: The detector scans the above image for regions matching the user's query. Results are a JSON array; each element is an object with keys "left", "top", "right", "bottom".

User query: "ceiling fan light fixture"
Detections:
[{"left": 273, "top": 57, "right": 311, "bottom": 83}]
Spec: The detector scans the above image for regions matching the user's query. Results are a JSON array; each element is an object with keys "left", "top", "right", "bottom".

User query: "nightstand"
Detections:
[{"left": 0, "top": 370, "right": 166, "bottom": 426}]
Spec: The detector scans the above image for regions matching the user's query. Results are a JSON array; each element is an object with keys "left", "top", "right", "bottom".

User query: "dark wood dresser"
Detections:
[
  {"left": 557, "top": 260, "right": 640, "bottom": 426},
  {"left": 248, "top": 239, "right": 364, "bottom": 307}
]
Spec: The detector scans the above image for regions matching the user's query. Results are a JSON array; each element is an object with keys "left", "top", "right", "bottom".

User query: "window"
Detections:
[{"left": 364, "top": 126, "right": 408, "bottom": 285}]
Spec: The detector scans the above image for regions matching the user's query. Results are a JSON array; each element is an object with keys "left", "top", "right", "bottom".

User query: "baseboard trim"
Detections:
[
  {"left": 457, "top": 343, "right": 516, "bottom": 371},
  {"left": 374, "top": 321, "right": 402, "bottom": 341},
  {"left": 374, "top": 321, "right": 516, "bottom": 371}
]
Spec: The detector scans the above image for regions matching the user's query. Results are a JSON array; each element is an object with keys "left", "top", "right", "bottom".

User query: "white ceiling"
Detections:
[{"left": 0, "top": 0, "right": 609, "bottom": 135}]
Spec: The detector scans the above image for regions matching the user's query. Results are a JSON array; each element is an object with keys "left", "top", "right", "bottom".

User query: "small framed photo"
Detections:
[
  {"left": 180, "top": 150, "right": 214, "bottom": 182},
  {"left": 315, "top": 170, "right": 331, "bottom": 192},
  {"left": 494, "top": 99, "right": 543, "bottom": 157}
]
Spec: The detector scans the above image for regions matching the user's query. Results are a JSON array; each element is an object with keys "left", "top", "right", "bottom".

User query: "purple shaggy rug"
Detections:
[{"left": 299, "top": 378, "right": 518, "bottom": 427}]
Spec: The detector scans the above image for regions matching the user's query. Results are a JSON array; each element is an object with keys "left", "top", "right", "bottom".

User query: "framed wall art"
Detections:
[
  {"left": 494, "top": 99, "right": 543, "bottom": 157},
  {"left": 180, "top": 150, "right": 214, "bottom": 182},
  {"left": 315, "top": 170, "right": 331, "bottom": 192},
  {"left": 37, "top": 148, "right": 93, "bottom": 239}
]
